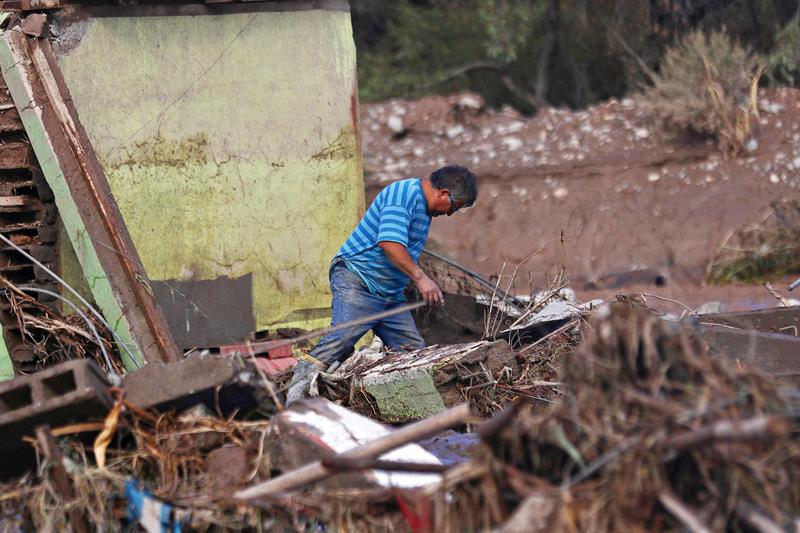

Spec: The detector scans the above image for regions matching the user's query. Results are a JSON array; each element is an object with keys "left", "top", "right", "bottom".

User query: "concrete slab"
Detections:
[
  {"left": 699, "top": 324, "right": 800, "bottom": 376},
  {"left": 270, "top": 399, "right": 443, "bottom": 490},
  {"left": 121, "top": 355, "right": 265, "bottom": 414},
  {"left": 699, "top": 306, "right": 800, "bottom": 335}
]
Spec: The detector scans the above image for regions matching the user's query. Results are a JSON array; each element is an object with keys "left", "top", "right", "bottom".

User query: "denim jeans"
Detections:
[{"left": 289, "top": 260, "right": 425, "bottom": 388}]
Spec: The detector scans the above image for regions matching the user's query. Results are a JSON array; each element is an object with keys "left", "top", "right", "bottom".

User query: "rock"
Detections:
[
  {"left": 553, "top": 187, "right": 569, "bottom": 199},
  {"left": 745, "top": 137, "right": 759, "bottom": 152},
  {"left": 502, "top": 136, "right": 523, "bottom": 151},
  {"left": 633, "top": 128, "right": 649, "bottom": 140},
  {"left": 770, "top": 173, "right": 781, "bottom": 184},
  {"left": 457, "top": 94, "right": 484, "bottom": 111},
  {"left": 446, "top": 125, "right": 465, "bottom": 139},
  {"left": 647, "top": 172, "right": 660, "bottom": 183},
  {"left": 759, "top": 101, "right": 785, "bottom": 114},
  {"left": 206, "top": 445, "right": 255, "bottom": 494},
  {"left": 387, "top": 115, "right": 405, "bottom": 136}
]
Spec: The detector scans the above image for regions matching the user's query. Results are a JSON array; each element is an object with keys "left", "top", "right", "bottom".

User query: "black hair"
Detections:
[{"left": 429, "top": 165, "right": 478, "bottom": 207}]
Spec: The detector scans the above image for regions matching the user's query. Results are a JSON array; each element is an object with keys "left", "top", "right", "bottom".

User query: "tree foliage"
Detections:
[{"left": 350, "top": 0, "right": 800, "bottom": 111}]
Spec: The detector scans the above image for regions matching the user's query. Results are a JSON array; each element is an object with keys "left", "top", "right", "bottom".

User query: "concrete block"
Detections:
[
  {"left": 362, "top": 368, "right": 445, "bottom": 423},
  {"left": 122, "top": 355, "right": 264, "bottom": 414},
  {"left": 270, "top": 399, "right": 442, "bottom": 490},
  {"left": 699, "top": 324, "right": 800, "bottom": 376},
  {"left": 0, "top": 359, "right": 110, "bottom": 448},
  {"left": 355, "top": 340, "right": 517, "bottom": 422}
]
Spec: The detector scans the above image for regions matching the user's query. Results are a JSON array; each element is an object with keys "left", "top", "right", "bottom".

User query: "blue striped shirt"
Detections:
[{"left": 337, "top": 178, "right": 431, "bottom": 300}]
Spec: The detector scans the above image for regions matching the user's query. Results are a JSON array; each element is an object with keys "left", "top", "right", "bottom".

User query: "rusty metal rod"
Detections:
[
  {"left": 321, "top": 455, "right": 447, "bottom": 473},
  {"left": 265, "top": 300, "right": 427, "bottom": 353},
  {"left": 235, "top": 402, "right": 473, "bottom": 500}
]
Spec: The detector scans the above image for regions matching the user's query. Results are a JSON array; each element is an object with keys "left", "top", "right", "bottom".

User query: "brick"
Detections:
[
  {"left": 219, "top": 339, "right": 293, "bottom": 359},
  {"left": 253, "top": 356, "right": 295, "bottom": 376},
  {"left": 0, "top": 359, "right": 111, "bottom": 449}
]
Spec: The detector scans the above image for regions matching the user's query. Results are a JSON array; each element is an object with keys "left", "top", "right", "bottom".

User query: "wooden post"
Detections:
[{"left": 34, "top": 425, "right": 90, "bottom": 533}]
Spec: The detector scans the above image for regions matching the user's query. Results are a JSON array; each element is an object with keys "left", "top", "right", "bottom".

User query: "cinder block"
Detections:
[
  {"left": 121, "top": 355, "right": 264, "bottom": 414},
  {"left": 0, "top": 359, "right": 111, "bottom": 448}
]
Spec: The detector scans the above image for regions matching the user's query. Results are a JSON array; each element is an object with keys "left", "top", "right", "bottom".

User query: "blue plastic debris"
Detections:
[{"left": 125, "top": 479, "right": 187, "bottom": 533}]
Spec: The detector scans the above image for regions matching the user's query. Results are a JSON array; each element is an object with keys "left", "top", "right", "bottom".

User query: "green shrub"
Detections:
[
  {"left": 643, "top": 29, "right": 761, "bottom": 155},
  {"left": 707, "top": 200, "right": 800, "bottom": 284}
]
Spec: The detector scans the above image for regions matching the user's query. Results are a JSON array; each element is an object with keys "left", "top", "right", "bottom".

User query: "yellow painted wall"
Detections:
[{"left": 53, "top": 7, "right": 364, "bottom": 332}]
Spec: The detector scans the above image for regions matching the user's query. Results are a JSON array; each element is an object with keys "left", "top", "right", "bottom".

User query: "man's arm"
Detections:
[{"left": 378, "top": 241, "right": 443, "bottom": 305}]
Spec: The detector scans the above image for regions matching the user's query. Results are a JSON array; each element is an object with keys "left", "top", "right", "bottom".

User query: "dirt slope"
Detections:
[{"left": 360, "top": 88, "right": 800, "bottom": 310}]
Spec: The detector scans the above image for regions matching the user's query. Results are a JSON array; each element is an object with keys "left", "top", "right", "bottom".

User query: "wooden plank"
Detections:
[
  {"left": 0, "top": 108, "right": 23, "bottom": 134},
  {"left": 0, "top": 141, "right": 32, "bottom": 169},
  {"left": 0, "top": 195, "right": 29, "bottom": 207}
]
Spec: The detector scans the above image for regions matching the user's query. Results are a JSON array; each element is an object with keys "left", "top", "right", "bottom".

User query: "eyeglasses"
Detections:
[{"left": 448, "top": 193, "right": 462, "bottom": 215}]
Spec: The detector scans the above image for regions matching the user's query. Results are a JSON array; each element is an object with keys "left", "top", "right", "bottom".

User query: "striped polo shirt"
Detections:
[{"left": 337, "top": 178, "right": 431, "bottom": 300}]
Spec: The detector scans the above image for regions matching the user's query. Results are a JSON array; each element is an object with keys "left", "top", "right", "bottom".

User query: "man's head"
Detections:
[{"left": 425, "top": 165, "right": 478, "bottom": 217}]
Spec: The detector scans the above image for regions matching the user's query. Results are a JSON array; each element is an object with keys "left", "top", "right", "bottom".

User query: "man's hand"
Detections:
[
  {"left": 416, "top": 272, "right": 444, "bottom": 306},
  {"left": 378, "top": 241, "right": 445, "bottom": 306}
]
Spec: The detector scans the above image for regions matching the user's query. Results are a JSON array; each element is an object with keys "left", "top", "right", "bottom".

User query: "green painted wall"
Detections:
[{"left": 53, "top": 7, "right": 364, "bottom": 334}]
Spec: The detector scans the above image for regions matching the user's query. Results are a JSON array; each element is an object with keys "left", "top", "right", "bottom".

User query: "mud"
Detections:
[{"left": 361, "top": 88, "right": 800, "bottom": 309}]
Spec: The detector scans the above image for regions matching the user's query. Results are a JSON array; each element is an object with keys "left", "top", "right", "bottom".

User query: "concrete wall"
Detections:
[{"left": 51, "top": 2, "right": 363, "bottom": 344}]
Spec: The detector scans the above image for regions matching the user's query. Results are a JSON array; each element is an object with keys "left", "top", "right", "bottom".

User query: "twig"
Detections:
[
  {"left": 516, "top": 319, "right": 578, "bottom": 355},
  {"left": 734, "top": 502, "right": 784, "bottom": 533},
  {"left": 658, "top": 491, "right": 712, "bottom": 533},
  {"left": 763, "top": 282, "right": 790, "bottom": 307},
  {"left": 666, "top": 415, "right": 789, "bottom": 450}
]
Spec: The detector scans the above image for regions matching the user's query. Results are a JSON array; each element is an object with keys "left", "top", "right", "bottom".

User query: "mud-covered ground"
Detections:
[{"left": 360, "top": 88, "right": 800, "bottom": 312}]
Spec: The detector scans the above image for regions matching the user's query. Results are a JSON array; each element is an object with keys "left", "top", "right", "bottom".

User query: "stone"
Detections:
[
  {"left": 206, "top": 444, "right": 255, "bottom": 494},
  {"left": 502, "top": 136, "right": 523, "bottom": 151},
  {"left": 446, "top": 125, "right": 465, "bottom": 139},
  {"left": 387, "top": 115, "right": 404, "bottom": 136}
]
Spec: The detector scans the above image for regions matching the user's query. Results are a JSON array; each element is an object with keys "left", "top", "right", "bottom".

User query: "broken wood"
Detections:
[
  {"left": 235, "top": 402, "right": 473, "bottom": 499},
  {"left": 666, "top": 415, "right": 789, "bottom": 450},
  {"left": 34, "top": 425, "right": 90, "bottom": 533},
  {"left": 658, "top": 491, "right": 711, "bottom": 533}
]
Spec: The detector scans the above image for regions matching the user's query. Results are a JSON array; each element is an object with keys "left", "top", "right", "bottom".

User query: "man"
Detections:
[{"left": 286, "top": 165, "right": 478, "bottom": 405}]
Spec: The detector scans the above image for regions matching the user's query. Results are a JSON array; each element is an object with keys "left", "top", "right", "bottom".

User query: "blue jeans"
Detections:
[{"left": 290, "top": 260, "right": 425, "bottom": 385}]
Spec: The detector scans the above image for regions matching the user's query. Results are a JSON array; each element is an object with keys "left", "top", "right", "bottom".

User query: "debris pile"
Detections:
[
  {"left": 0, "top": 301, "right": 798, "bottom": 531},
  {"left": 430, "top": 304, "right": 800, "bottom": 531}
]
